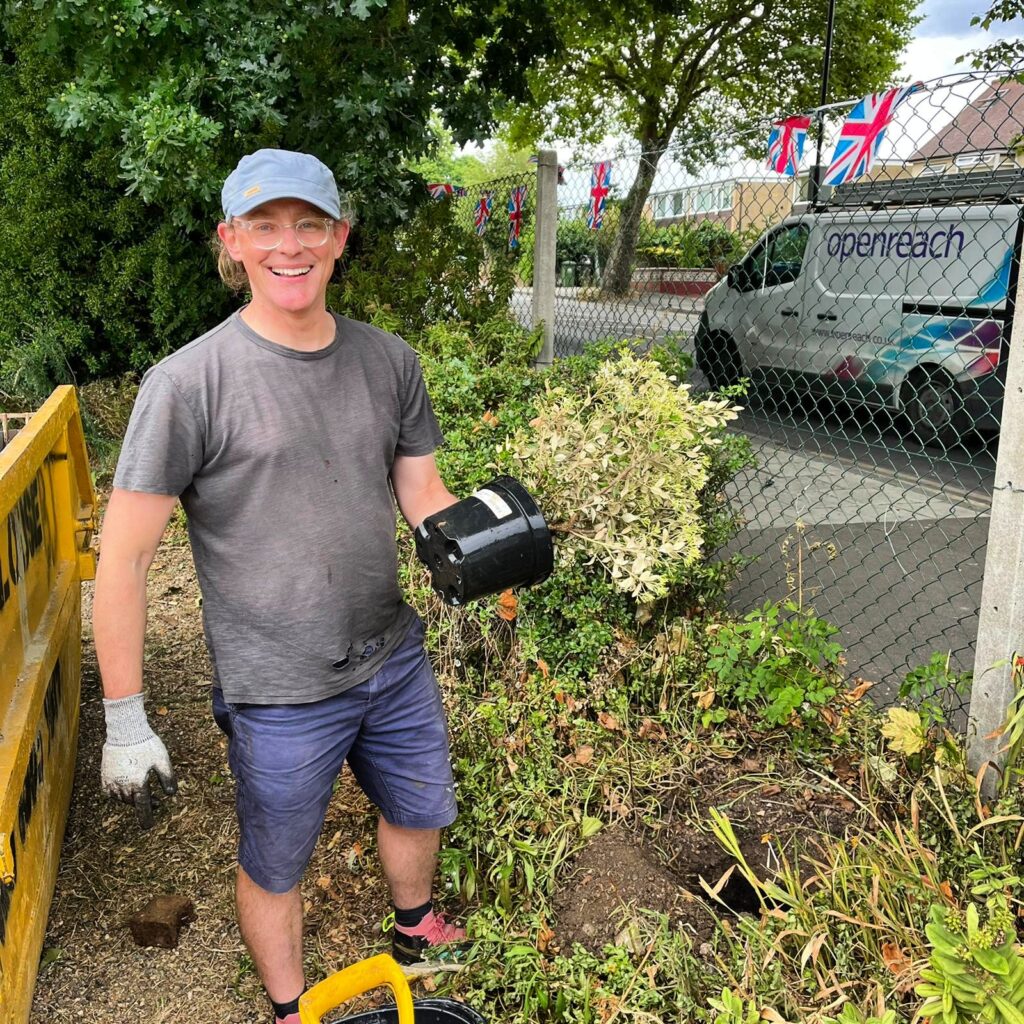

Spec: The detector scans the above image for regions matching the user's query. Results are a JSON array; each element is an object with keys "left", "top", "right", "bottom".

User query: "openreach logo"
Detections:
[{"left": 827, "top": 226, "right": 967, "bottom": 263}]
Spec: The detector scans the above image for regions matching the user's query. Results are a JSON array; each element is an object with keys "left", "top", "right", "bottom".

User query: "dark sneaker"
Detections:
[{"left": 391, "top": 909, "right": 467, "bottom": 969}]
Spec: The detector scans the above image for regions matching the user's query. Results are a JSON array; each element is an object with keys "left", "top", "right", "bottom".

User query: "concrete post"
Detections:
[
  {"left": 531, "top": 149, "right": 558, "bottom": 367},
  {"left": 968, "top": 256, "right": 1024, "bottom": 796}
]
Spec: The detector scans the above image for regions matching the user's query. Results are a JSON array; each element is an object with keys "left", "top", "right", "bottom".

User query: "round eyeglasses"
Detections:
[{"left": 232, "top": 217, "right": 335, "bottom": 250}]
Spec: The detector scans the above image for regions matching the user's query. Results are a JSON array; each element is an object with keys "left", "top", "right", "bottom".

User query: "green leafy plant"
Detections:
[
  {"left": 899, "top": 652, "right": 972, "bottom": 731},
  {"left": 707, "top": 987, "right": 761, "bottom": 1024},
  {"left": 702, "top": 601, "right": 843, "bottom": 730},
  {"left": 915, "top": 898, "right": 1024, "bottom": 1024}
]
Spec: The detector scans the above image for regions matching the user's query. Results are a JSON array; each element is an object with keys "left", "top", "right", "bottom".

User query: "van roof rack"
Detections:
[{"left": 818, "top": 168, "right": 1024, "bottom": 210}]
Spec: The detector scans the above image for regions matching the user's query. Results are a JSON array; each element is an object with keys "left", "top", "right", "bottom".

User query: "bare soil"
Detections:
[{"left": 30, "top": 520, "right": 860, "bottom": 1023}]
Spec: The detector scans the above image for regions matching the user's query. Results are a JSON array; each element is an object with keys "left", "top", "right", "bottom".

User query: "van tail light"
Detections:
[{"left": 956, "top": 320, "right": 1003, "bottom": 378}]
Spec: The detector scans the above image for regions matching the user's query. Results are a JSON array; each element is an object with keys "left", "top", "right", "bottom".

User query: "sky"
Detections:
[{"left": 902, "top": 0, "right": 1022, "bottom": 78}]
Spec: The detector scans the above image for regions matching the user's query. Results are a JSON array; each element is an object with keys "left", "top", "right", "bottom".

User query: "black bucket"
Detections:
[
  {"left": 336, "top": 999, "right": 485, "bottom": 1024},
  {"left": 414, "top": 476, "right": 554, "bottom": 606}
]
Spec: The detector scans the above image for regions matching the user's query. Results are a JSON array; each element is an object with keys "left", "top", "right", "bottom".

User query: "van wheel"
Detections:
[
  {"left": 695, "top": 329, "right": 742, "bottom": 390},
  {"left": 901, "top": 368, "right": 965, "bottom": 448}
]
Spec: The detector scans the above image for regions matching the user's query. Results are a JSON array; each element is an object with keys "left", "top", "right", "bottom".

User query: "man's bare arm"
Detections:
[
  {"left": 93, "top": 488, "right": 178, "bottom": 699},
  {"left": 390, "top": 453, "right": 458, "bottom": 530}
]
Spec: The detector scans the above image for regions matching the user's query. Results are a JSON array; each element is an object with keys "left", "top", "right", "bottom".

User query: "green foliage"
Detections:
[
  {"left": 702, "top": 601, "right": 843, "bottom": 729},
  {"left": 916, "top": 898, "right": 1024, "bottom": 1024},
  {"left": 39, "top": 0, "right": 553, "bottom": 230},
  {"left": 0, "top": 10, "right": 232, "bottom": 405},
  {"left": 336, "top": 200, "right": 523, "bottom": 341},
  {"left": 707, "top": 988, "right": 761, "bottom": 1024},
  {"left": 635, "top": 222, "right": 757, "bottom": 271},
  {"left": 451, "top": 915, "right": 706, "bottom": 1024},
  {"left": 899, "top": 652, "right": 972, "bottom": 731},
  {"left": 961, "top": 1, "right": 1024, "bottom": 71},
  {"left": 825, "top": 1009, "right": 898, "bottom": 1024}
]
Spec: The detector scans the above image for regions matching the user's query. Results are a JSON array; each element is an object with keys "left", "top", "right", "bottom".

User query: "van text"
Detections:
[{"left": 826, "top": 227, "right": 966, "bottom": 264}]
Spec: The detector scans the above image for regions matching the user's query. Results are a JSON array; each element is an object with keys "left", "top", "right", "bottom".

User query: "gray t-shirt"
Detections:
[{"left": 113, "top": 310, "right": 443, "bottom": 704}]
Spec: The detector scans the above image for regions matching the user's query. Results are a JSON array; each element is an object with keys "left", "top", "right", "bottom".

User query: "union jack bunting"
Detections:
[
  {"left": 426, "top": 183, "right": 468, "bottom": 199},
  {"left": 474, "top": 191, "right": 495, "bottom": 236},
  {"left": 587, "top": 161, "right": 612, "bottom": 231},
  {"left": 823, "top": 83, "right": 923, "bottom": 186},
  {"left": 766, "top": 115, "right": 812, "bottom": 176},
  {"left": 507, "top": 185, "right": 527, "bottom": 249}
]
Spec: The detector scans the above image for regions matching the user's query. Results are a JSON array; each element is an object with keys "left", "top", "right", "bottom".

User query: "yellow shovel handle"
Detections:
[{"left": 298, "top": 954, "right": 415, "bottom": 1024}]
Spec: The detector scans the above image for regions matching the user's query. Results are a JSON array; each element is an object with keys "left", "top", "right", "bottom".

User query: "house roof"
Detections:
[{"left": 911, "top": 79, "right": 1024, "bottom": 161}]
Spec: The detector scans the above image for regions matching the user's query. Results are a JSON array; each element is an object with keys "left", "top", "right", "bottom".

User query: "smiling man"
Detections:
[{"left": 92, "top": 149, "right": 465, "bottom": 1024}]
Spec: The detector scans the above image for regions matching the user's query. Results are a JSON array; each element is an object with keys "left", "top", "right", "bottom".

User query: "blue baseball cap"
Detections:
[{"left": 221, "top": 149, "right": 342, "bottom": 220}]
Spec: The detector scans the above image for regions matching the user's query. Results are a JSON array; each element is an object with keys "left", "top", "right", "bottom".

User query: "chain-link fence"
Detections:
[{"left": 516, "top": 68, "right": 1024, "bottom": 715}]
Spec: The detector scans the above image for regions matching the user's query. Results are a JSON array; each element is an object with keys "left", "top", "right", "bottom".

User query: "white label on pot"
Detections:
[{"left": 473, "top": 488, "right": 513, "bottom": 519}]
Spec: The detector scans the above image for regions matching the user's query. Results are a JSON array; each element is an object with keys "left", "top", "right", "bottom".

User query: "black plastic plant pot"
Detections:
[
  {"left": 415, "top": 476, "right": 554, "bottom": 607},
  {"left": 335, "top": 999, "right": 486, "bottom": 1023}
]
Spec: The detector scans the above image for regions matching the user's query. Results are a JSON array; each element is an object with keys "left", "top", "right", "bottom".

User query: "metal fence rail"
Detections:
[{"left": 517, "top": 67, "right": 1024, "bottom": 718}]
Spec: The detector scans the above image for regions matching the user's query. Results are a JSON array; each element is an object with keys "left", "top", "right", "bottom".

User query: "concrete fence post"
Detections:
[
  {"left": 531, "top": 148, "right": 558, "bottom": 367},
  {"left": 968, "top": 255, "right": 1024, "bottom": 797}
]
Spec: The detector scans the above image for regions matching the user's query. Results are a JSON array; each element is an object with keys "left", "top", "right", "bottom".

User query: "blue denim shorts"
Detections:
[{"left": 211, "top": 617, "right": 457, "bottom": 894}]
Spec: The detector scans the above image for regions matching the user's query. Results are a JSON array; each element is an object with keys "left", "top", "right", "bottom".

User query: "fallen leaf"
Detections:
[
  {"left": 880, "top": 707, "right": 927, "bottom": 755},
  {"left": 597, "top": 712, "right": 623, "bottom": 732},
  {"left": 638, "top": 718, "right": 667, "bottom": 741},
  {"left": 694, "top": 688, "right": 716, "bottom": 710},
  {"left": 496, "top": 589, "right": 518, "bottom": 621},
  {"left": 156, "top": 706, "right": 169, "bottom": 717},
  {"left": 882, "top": 941, "right": 910, "bottom": 975},
  {"left": 571, "top": 745, "right": 595, "bottom": 765},
  {"left": 844, "top": 678, "right": 875, "bottom": 703},
  {"left": 316, "top": 875, "right": 333, "bottom": 890}
]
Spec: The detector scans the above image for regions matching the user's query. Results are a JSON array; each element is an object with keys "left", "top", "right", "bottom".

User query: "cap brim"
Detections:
[{"left": 226, "top": 181, "right": 341, "bottom": 220}]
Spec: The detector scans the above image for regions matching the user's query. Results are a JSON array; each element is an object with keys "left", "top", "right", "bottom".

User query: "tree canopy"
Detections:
[
  {"left": 503, "top": 0, "right": 920, "bottom": 293},
  {"left": 23, "top": 0, "right": 553, "bottom": 228}
]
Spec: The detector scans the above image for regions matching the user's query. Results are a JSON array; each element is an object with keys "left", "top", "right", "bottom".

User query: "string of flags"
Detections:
[
  {"left": 766, "top": 82, "right": 924, "bottom": 186},
  {"left": 425, "top": 154, "right": 619, "bottom": 243},
  {"left": 424, "top": 181, "right": 531, "bottom": 248}
]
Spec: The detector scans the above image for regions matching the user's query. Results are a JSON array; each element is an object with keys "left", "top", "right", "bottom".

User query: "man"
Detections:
[{"left": 93, "top": 149, "right": 464, "bottom": 1024}]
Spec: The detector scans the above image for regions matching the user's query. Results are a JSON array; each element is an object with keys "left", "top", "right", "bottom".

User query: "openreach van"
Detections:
[{"left": 694, "top": 171, "right": 1022, "bottom": 445}]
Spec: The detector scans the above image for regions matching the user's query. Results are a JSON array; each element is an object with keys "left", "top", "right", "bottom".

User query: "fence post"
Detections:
[
  {"left": 968, "top": 257, "right": 1024, "bottom": 796},
  {"left": 532, "top": 148, "right": 558, "bottom": 367}
]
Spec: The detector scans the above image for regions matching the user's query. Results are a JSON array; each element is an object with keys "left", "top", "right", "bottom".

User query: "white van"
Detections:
[{"left": 695, "top": 175, "right": 1020, "bottom": 444}]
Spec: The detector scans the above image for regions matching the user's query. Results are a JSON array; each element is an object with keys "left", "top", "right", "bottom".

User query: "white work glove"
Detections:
[{"left": 101, "top": 693, "right": 178, "bottom": 829}]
